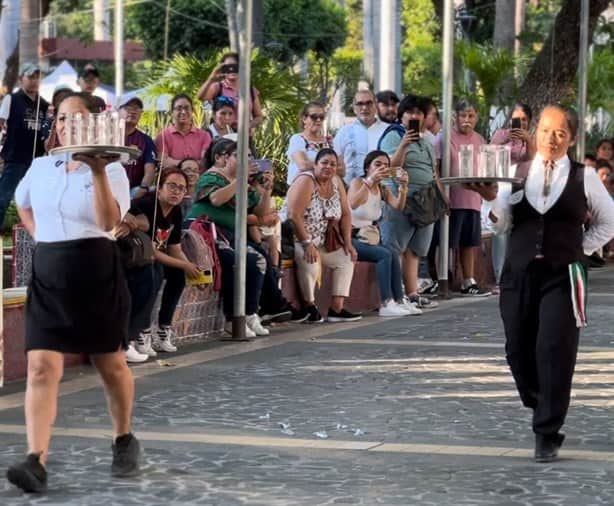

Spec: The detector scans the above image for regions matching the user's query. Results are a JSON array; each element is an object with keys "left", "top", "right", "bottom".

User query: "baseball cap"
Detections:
[
  {"left": 376, "top": 90, "right": 400, "bottom": 104},
  {"left": 19, "top": 62, "right": 41, "bottom": 77},
  {"left": 119, "top": 97, "right": 144, "bottom": 109},
  {"left": 79, "top": 64, "right": 100, "bottom": 79}
]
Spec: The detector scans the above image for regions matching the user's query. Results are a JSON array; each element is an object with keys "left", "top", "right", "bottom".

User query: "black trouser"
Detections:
[
  {"left": 499, "top": 260, "right": 579, "bottom": 437},
  {"left": 157, "top": 263, "right": 186, "bottom": 327}
]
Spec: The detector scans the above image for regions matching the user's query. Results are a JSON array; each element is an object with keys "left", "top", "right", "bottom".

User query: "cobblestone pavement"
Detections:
[{"left": 2, "top": 268, "right": 614, "bottom": 505}]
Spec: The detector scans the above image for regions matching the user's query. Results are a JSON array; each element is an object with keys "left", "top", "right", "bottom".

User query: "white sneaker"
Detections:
[
  {"left": 224, "top": 320, "right": 256, "bottom": 338},
  {"left": 125, "top": 343, "right": 148, "bottom": 363},
  {"left": 398, "top": 298, "right": 423, "bottom": 315},
  {"left": 379, "top": 300, "right": 410, "bottom": 317},
  {"left": 246, "top": 314, "right": 270, "bottom": 336},
  {"left": 154, "top": 326, "right": 178, "bottom": 352},
  {"left": 135, "top": 329, "right": 157, "bottom": 357}
]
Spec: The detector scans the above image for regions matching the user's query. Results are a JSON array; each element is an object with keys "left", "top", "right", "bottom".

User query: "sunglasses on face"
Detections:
[
  {"left": 307, "top": 113, "right": 325, "bottom": 122},
  {"left": 354, "top": 100, "right": 374, "bottom": 108}
]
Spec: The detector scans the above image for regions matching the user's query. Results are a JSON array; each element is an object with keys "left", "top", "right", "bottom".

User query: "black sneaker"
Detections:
[
  {"left": 460, "top": 284, "right": 491, "bottom": 297},
  {"left": 303, "top": 305, "right": 324, "bottom": 323},
  {"left": 6, "top": 453, "right": 48, "bottom": 493},
  {"left": 420, "top": 281, "right": 439, "bottom": 298},
  {"left": 327, "top": 308, "right": 362, "bottom": 322},
  {"left": 111, "top": 433, "right": 140, "bottom": 478}
]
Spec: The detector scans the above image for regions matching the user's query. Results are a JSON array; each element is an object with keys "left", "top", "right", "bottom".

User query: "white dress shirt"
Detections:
[
  {"left": 15, "top": 154, "right": 130, "bottom": 243},
  {"left": 491, "top": 154, "right": 614, "bottom": 255},
  {"left": 333, "top": 118, "right": 388, "bottom": 185}
]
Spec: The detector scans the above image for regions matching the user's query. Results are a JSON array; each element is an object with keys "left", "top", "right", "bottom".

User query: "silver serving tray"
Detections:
[
  {"left": 440, "top": 176, "right": 523, "bottom": 185},
  {"left": 49, "top": 145, "right": 141, "bottom": 163}
]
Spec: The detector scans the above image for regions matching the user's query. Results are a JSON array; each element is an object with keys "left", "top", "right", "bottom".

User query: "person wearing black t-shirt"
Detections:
[
  {"left": 77, "top": 64, "right": 107, "bottom": 113},
  {"left": 127, "top": 168, "right": 200, "bottom": 356}
]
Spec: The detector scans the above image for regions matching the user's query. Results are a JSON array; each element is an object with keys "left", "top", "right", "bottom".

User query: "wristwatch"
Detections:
[
  {"left": 301, "top": 236, "right": 312, "bottom": 247},
  {"left": 139, "top": 183, "right": 149, "bottom": 189}
]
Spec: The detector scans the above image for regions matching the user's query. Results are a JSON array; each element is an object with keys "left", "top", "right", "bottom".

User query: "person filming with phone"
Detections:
[
  {"left": 197, "top": 52, "right": 264, "bottom": 130},
  {"left": 378, "top": 95, "right": 444, "bottom": 309},
  {"left": 491, "top": 103, "right": 535, "bottom": 164}
]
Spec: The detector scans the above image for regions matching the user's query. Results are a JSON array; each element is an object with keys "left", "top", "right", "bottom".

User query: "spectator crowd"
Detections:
[{"left": 1, "top": 56, "right": 614, "bottom": 363}]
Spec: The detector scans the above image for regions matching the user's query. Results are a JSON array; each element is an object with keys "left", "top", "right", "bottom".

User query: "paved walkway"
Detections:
[{"left": 2, "top": 268, "right": 614, "bottom": 505}]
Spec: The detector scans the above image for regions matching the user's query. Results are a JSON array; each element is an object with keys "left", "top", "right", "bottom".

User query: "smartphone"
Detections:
[
  {"left": 408, "top": 119, "right": 420, "bottom": 135},
  {"left": 221, "top": 64, "right": 239, "bottom": 74},
  {"left": 253, "top": 159, "right": 273, "bottom": 172},
  {"left": 511, "top": 118, "right": 521, "bottom": 130}
]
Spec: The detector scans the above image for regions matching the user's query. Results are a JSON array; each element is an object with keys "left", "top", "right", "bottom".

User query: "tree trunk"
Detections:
[
  {"left": 225, "top": 0, "right": 239, "bottom": 52},
  {"left": 493, "top": 0, "right": 516, "bottom": 50},
  {"left": 252, "top": 0, "right": 264, "bottom": 48},
  {"left": 517, "top": 0, "right": 610, "bottom": 113}
]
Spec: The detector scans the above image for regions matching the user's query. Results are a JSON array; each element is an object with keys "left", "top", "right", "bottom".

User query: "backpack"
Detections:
[
  {"left": 189, "top": 217, "right": 223, "bottom": 291},
  {"left": 377, "top": 122, "right": 405, "bottom": 150}
]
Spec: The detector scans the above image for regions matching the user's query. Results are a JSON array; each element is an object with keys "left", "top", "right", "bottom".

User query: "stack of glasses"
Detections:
[
  {"left": 458, "top": 144, "right": 512, "bottom": 179},
  {"left": 64, "top": 111, "right": 126, "bottom": 147}
]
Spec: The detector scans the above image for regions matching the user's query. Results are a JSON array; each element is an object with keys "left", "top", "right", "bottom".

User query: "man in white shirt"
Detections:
[
  {"left": 482, "top": 104, "right": 614, "bottom": 463},
  {"left": 333, "top": 89, "right": 388, "bottom": 186}
]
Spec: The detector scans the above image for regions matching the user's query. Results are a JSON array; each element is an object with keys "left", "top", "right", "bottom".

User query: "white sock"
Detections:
[{"left": 462, "top": 278, "right": 476, "bottom": 290}]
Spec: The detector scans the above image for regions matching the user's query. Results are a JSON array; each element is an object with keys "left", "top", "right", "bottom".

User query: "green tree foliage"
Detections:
[{"left": 263, "top": 0, "right": 347, "bottom": 62}]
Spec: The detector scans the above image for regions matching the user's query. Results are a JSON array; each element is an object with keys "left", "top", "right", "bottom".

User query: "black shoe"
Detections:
[
  {"left": 534, "top": 433, "right": 565, "bottom": 463},
  {"left": 111, "top": 433, "right": 140, "bottom": 477},
  {"left": 327, "top": 308, "right": 362, "bottom": 322},
  {"left": 6, "top": 453, "right": 48, "bottom": 493},
  {"left": 460, "top": 284, "right": 491, "bottom": 297},
  {"left": 304, "top": 305, "right": 324, "bottom": 323},
  {"left": 420, "top": 281, "right": 439, "bottom": 298}
]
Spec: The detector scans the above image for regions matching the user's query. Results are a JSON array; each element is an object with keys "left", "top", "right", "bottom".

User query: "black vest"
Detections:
[
  {"left": 2, "top": 89, "right": 48, "bottom": 164},
  {"left": 507, "top": 161, "right": 587, "bottom": 272}
]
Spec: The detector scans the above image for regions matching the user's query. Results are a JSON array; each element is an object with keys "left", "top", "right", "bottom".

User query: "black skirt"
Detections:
[{"left": 25, "top": 238, "right": 130, "bottom": 354}]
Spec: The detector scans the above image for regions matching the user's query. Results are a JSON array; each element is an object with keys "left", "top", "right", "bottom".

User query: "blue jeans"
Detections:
[
  {"left": 125, "top": 263, "right": 160, "bottom": 340},
  {"left": 0, "top": 161, "right": 29, "bottom": 226},
  {"left": 352, "top": 239, "right": 404, "bottom": 302}
]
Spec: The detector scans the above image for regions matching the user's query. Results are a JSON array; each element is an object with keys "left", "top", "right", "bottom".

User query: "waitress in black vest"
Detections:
[{"left": 485, "top": 104, "right": 614, "bottom": 462}]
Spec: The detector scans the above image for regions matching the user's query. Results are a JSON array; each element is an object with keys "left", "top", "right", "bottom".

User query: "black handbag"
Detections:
[
  {"left": 117, "top": 230, "right": 155, "bottom": 269},
  {"left": 404, "top": 181, "right": 449, "bottom": 227}
]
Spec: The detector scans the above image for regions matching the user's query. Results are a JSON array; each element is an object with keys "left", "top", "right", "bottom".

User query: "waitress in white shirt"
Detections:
[
  {"left": 486, "top": 104, "right": 614, "bottom": 463},
  {"left": 7, "top": 93, "right": 140, "bottom": 494}
]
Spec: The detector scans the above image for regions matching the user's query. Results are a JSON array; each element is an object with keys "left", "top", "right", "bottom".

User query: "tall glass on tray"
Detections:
[
  {"left": 496, "top": 145, "right": 512, "bottom": 178},
  {"left": 458, "top": 144, "right": 474, "bottom": 177},
  {"left": 478, "top": 145, "right": 498, "bottom": 178}
]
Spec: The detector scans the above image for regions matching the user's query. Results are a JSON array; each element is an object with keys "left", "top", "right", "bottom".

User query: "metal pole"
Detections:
[
  {"left": 164, "top": 0, "right": 171, "bottom": 60},
  {"left": 438, "top": 0, "right": 454, "bottom": 298},
  {"left": 231, "top": 0, "right": 253, "bottom": 340},
  {"left": 114, "top": 0, "right": 124, "bottom": 105},
  {"left": 378, "top": 0, "right": 397, "bottom": 92},
  {"left": 576, "top": 0, "right": 589, "bottom": 161}
]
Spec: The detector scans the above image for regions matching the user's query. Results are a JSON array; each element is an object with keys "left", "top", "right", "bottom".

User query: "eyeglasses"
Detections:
[
  {"left": 354, "top": 100, "right": 374, "bottom": 108},
  {"left": 173, "top": 105, "right": 191, "bottom": 112},
  {"left": 307, "top": 113, "right": 325, "bottom": 122},
  {"left": 164, "top": 182, "right": 187, "bottom": 193}
]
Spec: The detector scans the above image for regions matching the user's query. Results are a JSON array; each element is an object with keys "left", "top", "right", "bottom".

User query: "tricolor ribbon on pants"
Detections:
[{"left": 569, "top": 261, "right": 588, "bottom": 328}]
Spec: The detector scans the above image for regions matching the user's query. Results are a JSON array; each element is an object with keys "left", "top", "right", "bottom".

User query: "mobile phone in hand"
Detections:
[
  {"left": 408, "top": 119, "right": 420, "bottom": 137},
  {"left": 511, "top": 118, "right": 521, "bottom": 130},
  {"left": 253, "top": 159, "right": 273, "bottom": 172},
  {"left": 221, "top": 64, "right": 239, "bottom": 74}
]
